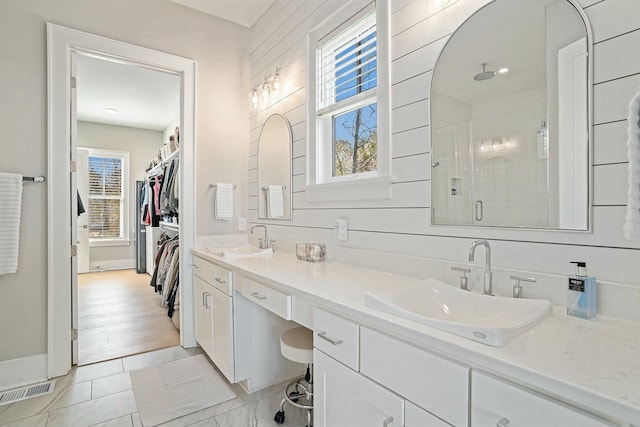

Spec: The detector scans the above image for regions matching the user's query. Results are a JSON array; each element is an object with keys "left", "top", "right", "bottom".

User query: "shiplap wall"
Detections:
[{"left": 248, "top": 0, "right": 640, "bottom": 288}]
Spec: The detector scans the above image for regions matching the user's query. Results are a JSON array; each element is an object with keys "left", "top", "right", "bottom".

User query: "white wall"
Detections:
[
  {"left": 248, "top": 0, "right": 640, "bottom": 300},
  {"left": 0, "top": 0, "right": 249, "bottom": 363},
  {"left": 77, "top": 121, "right": 163, "bottom": 267}
]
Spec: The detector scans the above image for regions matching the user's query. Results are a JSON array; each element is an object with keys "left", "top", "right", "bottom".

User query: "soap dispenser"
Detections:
[{"left": 566, "top": 261, "right": 596, "bottom": 319}]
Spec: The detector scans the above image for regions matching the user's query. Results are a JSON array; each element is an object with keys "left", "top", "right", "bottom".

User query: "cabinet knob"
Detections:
[
  {"left": 382, "top": 416, "right": 394, "bottom": 427},
  {"left": 497, "top": 417, "right": 510, "bottom": 427}
]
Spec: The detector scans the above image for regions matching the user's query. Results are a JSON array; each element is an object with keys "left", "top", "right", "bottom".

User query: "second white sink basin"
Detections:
[
  {"left": 206, "top": 244, "right": 273, "bottom": 261},
  {"left": 364, "top": 279, "right": 552, "bottom": 346}
]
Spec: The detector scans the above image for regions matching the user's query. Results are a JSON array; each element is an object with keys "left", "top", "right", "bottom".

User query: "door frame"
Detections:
[{"left": 47, "top": 24, "right": 197, "bottom": 378}]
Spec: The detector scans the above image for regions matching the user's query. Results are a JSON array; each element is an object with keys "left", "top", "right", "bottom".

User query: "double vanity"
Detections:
[{"left": 191, "top": 240, "right": 640, "bottom": 427}]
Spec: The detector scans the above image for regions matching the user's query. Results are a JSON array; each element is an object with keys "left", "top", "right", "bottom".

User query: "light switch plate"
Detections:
[
  {"left": 335, "top": 218, "right": 348, "bottom": 241},
  {"left": 238, "top": 217, "right": 247, "bottom": 231}
]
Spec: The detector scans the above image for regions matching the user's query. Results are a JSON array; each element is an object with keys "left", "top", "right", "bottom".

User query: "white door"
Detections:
[
  {"left": 193, "top": 275, "right": 213, "bottom": 356},
  {"left": 76, "top": 148, "right": 90, "bottom": 273},
  {"left": 314, "top": 349, "right": 403, "bottom": 427},
  {"left": 70, "top": 52, "right": 79, "bottom": 365}
]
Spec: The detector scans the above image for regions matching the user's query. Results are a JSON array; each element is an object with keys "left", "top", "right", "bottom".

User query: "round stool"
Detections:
[{"left": 274, "top": 326, "right": 314, "bottom": 426}]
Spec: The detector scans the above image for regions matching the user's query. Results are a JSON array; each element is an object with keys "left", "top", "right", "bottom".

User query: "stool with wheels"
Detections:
[{"left": 274, "top": 326, "right": 313, "bottom": 426}]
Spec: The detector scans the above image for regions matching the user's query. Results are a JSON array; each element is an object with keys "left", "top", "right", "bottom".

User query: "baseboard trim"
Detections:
[
  {"left": 0, "top": 353, "right": 47, "bottom": 391},
  {"left": 89, "top": 258, "right": 136, "bottom": 272}
]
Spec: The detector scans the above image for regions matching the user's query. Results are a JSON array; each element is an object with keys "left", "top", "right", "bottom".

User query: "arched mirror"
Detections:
[
  {"left": 430, "top": 0, "right": 591, "bottom": 230},
  {"left": 258, "top": 113, "right": 292, "bottom": 220}
]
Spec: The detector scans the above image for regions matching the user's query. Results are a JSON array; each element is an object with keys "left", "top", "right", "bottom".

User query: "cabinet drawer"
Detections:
[
  {"left": 360, "top": 327, "right": 469, "bottom": 427},
  {"left": 405, "top": 402, "right": 452, "bottom": 427},
  {"left": 236, "top": 277, "right": 291, "bottom": 320},
  {"left": 193, "top": 256, "right": 233, "bottom": 295},
  {"left": 471, "top": 371, "right": 617, "bottom": 427},
  {"left": 313, "top": 309, "right": 359, "bottom": 371}
]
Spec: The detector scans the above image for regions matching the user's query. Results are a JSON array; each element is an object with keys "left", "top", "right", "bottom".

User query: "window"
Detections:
[
  {"left": 87, "top": 149, "right": 129, "bottom": 244},
  {"left": 307, "top": 0, "right": 390, "bottom": 201},
  {"left": 319, "top": 11, "right": 377, "bottom": 178}
]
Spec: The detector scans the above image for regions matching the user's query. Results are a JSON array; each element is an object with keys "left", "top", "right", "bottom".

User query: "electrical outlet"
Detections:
[
  {"left": 335, "top": 218, "right": 348, "bottom": 241},
  {"left": 238, "top": 217, "right": 247, "bottom": 231}
]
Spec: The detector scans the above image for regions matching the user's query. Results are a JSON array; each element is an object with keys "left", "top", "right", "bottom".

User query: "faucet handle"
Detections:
[
  {"left": 510, "top": 275, "right": 537, "bottom": 298},
  {"left": 451, "top": 266, "right": 471, "bottom": 291}
]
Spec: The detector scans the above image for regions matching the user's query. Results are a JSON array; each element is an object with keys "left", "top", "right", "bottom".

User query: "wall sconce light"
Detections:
[
  {"left": 249, "top": 67, "right": 281, "bottom": 111},
  {"left": 480, "top": 136, "right": 512, "bottom": 153}
]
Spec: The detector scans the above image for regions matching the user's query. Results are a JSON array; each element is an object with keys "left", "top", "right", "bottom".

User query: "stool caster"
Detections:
[{"left": 274, "top": 410, "right": 285, "bottom": 424}]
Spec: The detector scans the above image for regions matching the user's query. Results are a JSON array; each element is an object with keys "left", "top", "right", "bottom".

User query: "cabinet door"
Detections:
[
  {"left": 210, "top": 286, "right": 234, "bottom": 381},
  {"left": 193, "top": 276, "right": 213, "bottom": 356},
  {"left": 471, "top": 371, "right": 617, "bottom": 427},
  {"left": 314, "top": 349, "right": 403, "bottom": 427}
]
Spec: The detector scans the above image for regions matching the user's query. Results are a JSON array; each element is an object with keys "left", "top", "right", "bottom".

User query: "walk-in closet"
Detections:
[{"left": 74, "top": 53, "right": 182, "bottom": 365}]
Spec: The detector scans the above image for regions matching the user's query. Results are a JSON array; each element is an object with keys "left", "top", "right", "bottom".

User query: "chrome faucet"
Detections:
[
  {"left": 468, "top": 240, "right": 493, "bottom": 296},
  {"left": 250, "top": 225, "right": 269, "bottom": 249}
]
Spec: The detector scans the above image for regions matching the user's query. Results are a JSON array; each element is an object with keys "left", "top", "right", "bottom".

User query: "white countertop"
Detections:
[{"left": 191, "top": 248, "right": 640, "bottom": 424}]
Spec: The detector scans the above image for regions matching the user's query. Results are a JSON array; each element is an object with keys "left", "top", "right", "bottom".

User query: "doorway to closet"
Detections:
[{"left": 74, "top": 52, "right": 181, "bottom": 366}]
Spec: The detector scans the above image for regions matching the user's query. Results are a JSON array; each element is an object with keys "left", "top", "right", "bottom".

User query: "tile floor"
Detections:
[{"left": 0, "top": 347, "right": 305, "bottom": 427}]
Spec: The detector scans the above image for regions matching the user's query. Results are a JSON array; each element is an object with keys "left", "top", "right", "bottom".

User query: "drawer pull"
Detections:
[
  {"left": 191, "top": 264, "right": 199, "bottom": 269},
  {"left": 497, "top": 418, "right": 510, "bottom": 427},
  {"left": 215, "top": 277, "right": 227, "bottom": 283},
  {"left": 250, "top": 292, "right": 267, "bottom": 300},
  {"left": 316, "top": 331, "right": 343, "bottom": 346},
  {"left": 382, "top": 416, "right": 394, "bottom": 426}
]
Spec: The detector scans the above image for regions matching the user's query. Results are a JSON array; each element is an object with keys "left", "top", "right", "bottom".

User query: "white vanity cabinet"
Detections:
[
  {"left": 471, "top": 371, "right": 617, "bottom": 427},
  {"left": 192, "top": 255, "right": 235, "bottom": 381},
  {"left": 313, "top": 309, "right": 457, "bottom": 427}
]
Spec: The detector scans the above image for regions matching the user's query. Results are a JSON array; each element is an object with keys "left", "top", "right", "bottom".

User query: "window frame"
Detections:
[
  {"left": 306, "top": 0, "right": 391, "bottom": 202},
  {"left": 86, "top": 148, "right": 130, "bottom": 247}
]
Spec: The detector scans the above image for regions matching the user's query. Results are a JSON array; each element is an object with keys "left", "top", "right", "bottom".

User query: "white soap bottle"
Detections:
[{"left": 566, "top": 261, "right": 596, "bottom": 319}]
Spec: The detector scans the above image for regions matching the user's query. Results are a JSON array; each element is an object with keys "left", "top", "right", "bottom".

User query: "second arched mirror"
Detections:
[
  {"left": 430, "top": 0, "right": 591, "bottom": 231},
  {"left": 257, "top": 113, "right": 292, "bottom": 220}
]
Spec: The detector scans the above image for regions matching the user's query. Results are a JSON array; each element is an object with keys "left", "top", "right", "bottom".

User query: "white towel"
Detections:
[
  {"left": 214, "top": 183, "right": 234, "bottom": 220},
  {"left": 266, "top": 185, "right": 284, "bottom": 218},
  {"left": 624, "top": 89, "right": 640, "bottom": 241},
  {"left": 0, "top": 173, "right": 23, "bottom": 275}
]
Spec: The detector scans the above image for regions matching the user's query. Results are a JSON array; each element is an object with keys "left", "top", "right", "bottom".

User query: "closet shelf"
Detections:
[
  {"left": 160, "top": 221, "right": 180, "bottom": 233},
  {"left": 147, "top": 149, "right": 179, "bottom": 177}
]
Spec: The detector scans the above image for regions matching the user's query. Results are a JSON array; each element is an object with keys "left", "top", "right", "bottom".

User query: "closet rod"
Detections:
[{"left": 23, "top": 176, "right": 46, "bottom": 182}]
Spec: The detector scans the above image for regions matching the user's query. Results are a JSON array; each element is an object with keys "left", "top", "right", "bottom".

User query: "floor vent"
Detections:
[{"left": 0, "top": 381, "right": 56, "bottom": 406}]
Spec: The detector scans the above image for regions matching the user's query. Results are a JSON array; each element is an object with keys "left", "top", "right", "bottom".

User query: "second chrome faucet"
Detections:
[{"left": 468, "top": 239, "right": 493, "bottom": 296}]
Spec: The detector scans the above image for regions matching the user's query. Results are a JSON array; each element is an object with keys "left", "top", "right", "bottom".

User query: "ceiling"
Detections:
[
  {"left": 76, "top": 1, "right": 276, "bottom": 130},
  {"left": 169, "top": 0, "right": 276, "bottom": 28},
  {"left": 76, "top": 54, "right": 180, "bottom": 131}
]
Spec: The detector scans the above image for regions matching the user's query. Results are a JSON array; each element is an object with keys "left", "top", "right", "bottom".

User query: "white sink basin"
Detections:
[
  {"left": 206, "top": 244, "right": 273, "bottom": 261},
  {"left": 364, "top": 279, "right": 552, "bottom": 346}
]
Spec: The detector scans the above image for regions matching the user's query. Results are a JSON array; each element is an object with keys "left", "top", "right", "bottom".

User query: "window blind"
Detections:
[
  {"left": 88, "top": 155, "right": 123, "bottom": 238},
  {"left": 317, "top": 11, "right": 377, "bottom": 110}
]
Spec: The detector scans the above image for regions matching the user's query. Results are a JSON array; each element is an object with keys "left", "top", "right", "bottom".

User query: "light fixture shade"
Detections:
[
  {"left": 261, "top": 81, "right": 270, "bottom": 98},
  {"left": 272, "top": 73, "right": 281, "bottom": 91},
  {"left": 250, "top": 89, "right": 260, "bottom": 110}
]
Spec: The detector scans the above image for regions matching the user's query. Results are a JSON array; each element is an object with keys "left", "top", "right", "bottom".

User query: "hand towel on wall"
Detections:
[
  {"left": 266, "top": 185, "right": 284, "bottom": 218},
  {"left": 0, "top": 173, "right": 23, "bottom": 275},
  {"left": 215, "top": 183, "right": 234, "bottom": 220},
  {"left": 624, "top": 89, "right": 640, "bottom": 241}
]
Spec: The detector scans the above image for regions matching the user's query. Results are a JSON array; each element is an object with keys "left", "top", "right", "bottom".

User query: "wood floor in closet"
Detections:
[{"left": 77, "top": 269, "right": 180, "bottom": 366}]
